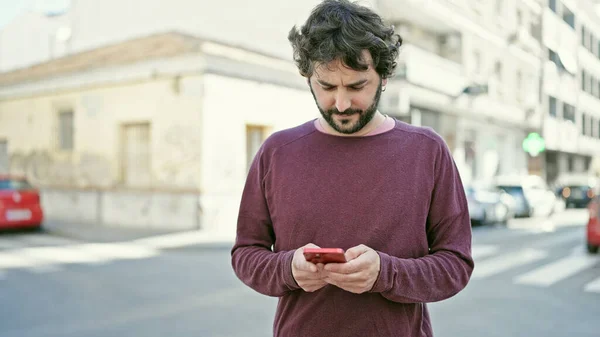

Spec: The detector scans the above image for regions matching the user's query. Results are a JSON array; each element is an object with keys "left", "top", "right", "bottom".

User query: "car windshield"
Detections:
[
  {"left": 0, "top": 179, "right": 34, "bottom": 190},
  {"left": 497, "top": 185, "right": 524, "bottom": 196}
]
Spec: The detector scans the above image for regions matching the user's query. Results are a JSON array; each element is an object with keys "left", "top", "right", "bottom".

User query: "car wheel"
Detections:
[{"left": 587, "top": 243, "right": 599, "bottom": 254}]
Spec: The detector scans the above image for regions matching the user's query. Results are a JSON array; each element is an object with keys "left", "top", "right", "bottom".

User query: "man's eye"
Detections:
[
  {"left": 322, "top": 86, "right": 335, "bottom": 91},
  {"left": 349, "top": 86, "right": 364, "bottom": 91}
]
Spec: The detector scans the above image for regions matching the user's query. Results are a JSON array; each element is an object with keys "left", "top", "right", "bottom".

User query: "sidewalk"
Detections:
[{"left": 43, "top": 219, "right": 236, "bottom": 249}]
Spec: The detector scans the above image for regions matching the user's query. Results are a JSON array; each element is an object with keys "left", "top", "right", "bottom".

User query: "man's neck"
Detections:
[{"left": 318, "top": 111, "right": 386, "bottom": 137}]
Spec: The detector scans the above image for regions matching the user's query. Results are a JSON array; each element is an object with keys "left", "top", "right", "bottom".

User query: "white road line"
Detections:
[
  {"left": 514, "top": 249, "right": 598, "bottom": 287},
  {"left": 18, "top": 246, "right": 111, "bottom": 265},
  {"left": 472, "top": 245, "right": 499, "bottom": 260},
  {"left": 532, "top": 230, "right": 586, "bottom": 249},
  {"left": 77, "top": 243, "right": 158, "bottom": 260},
  {"left": 131, "top": 231, "right": 234, "bottom": 249},
  {"left": 0, "top": 251, "right": 48, "bottom": 269},
  {"left": 471, "top": 249, "right": 548, "bottom": 279},
  {"left": 584, "top": 277, "right": 600, "bottom": 293}
]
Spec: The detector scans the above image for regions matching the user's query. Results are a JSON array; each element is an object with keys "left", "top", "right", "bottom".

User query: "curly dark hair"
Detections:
[{"left": 288, "top": 0, "right": 402, "bottom": 79}]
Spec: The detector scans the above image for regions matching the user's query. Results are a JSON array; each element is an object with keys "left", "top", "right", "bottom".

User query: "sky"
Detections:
[{"left": 0, "top": 0, "right": 70, "bottom": 29}]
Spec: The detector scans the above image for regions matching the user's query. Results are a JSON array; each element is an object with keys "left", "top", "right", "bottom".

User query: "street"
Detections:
[{"left": 0, "top": 209, "right": 598, "bottom": 337}]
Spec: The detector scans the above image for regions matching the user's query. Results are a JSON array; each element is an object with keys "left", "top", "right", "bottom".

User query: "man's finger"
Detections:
[
  {"left": 344, "top": 244, "right": 369, "bottom": 261},
  {"left": 323, "top": 259, "right": 360, "bottom": 274}
]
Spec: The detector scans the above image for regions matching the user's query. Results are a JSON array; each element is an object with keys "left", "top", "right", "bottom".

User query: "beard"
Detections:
[{"left": 310, "top": 79, "right": 383, "bottom": 134}]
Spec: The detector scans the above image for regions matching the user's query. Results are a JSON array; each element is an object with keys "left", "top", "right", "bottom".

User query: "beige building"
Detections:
[{"left": 0, "top": 32, "right": 316, "bottom": 233}]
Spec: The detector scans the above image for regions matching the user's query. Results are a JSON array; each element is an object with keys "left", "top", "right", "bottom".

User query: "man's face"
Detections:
[{"left": 308, "top": 51, "right": 386, "bottom": 134}]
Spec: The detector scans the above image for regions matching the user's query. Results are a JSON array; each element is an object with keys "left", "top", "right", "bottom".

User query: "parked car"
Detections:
[
  {"left": 552, "top": 174, "right": 599, "bottom": 209},
  {"left": 0, "top": 175, "right": 44, "bottom": 230},
  {"left": 494, "top": 175, "right": 558, "bottom": 218},
  {"left": 465, "top": 182, "right": 515, "bottom": 226},
  {"left": 587, "top": 194, "right": 600, "bottom": 254}
]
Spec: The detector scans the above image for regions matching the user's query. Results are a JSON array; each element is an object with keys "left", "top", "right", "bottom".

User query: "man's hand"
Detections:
[
  {"left": 291, "top": 243, "right": 327, "bottom": 292},
  {"left": 322, "top": 244, "right": 381, "bottom": 294}
]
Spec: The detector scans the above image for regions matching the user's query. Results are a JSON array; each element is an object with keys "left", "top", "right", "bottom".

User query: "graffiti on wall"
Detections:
[{"left": 9, "top": 151, "right": 113, "bottom": 187}]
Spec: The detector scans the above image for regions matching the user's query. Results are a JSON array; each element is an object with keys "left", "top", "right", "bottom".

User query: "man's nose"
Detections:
[{"left": 335, "top": 92, "right": 351, "bottom": 113}]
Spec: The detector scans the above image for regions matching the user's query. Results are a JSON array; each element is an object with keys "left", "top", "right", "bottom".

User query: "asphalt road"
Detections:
[{"left": 0, "top": 209, "right": 598, "bottom": 337}]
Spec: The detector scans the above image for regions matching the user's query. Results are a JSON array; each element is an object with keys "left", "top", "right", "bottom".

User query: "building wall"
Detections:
[
  {"left": 0, "top": 76, "right": 204, "bottom": 189},
  {"left": 199, "top": 73, "right": 315, "bottom": 234}
]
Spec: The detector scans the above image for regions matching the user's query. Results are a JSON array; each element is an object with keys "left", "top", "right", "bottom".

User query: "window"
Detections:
[
  {"left": 246, "top": 125, "right": 268, "bottom": 171},
  {"left": 598, "top": 119, "right": 600, "bottom": 139},
  {"left": 516, "top": 70, "right": 523, "bottom": 102},
  {"left": 582, "top": 70, "right": 587, "bottom": 92},
  {"left": 58, "top": 110, "right": 74, "bottom": 150},
  {"left": 548, "top": 49, "right": 563, "bottom": 70},
  {"left": 549, "top": 0, "right": 557, "bottom": 13},
  {"left": 592, "top": 77, "right": 599, "bottom": 97},
  {"left": 121, "top": 123, "right": 151, "bottom": 187},
  {"left": 549, "top": 96, "right": 557, "bottom": 117},
  {"left": 516, "top": 9, "right": 523, "bottom": 26},
  {"left": 531, "top": 19, "right": 542, "bottom": 42},
  {"left": 473, "top": 50, "right": 481, "bottom": 74},
  {"left": 562, "top": 6, "right": 575, "bottom": 29},
  {"left": 582, "top": 113, "right": 587, "bottom": 136},
  {"left": 563, "top": 102, "right": 576, "bottom": 122},
  {"left": 582, "top": 26, "right": 587, "bottom": 47},
  {"left": 568, "top": 156, "right": 574, "bottom": 171},
  {"left": 495, "top": 61, "right": 503, "bottom": 97}
]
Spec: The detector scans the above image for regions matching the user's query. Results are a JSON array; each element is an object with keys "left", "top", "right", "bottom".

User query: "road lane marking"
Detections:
[
  {"left": 471, "top": 249, "right": 547, "bottom": 279},
  {"left": 514, "top": 248, "right": 599, "bottom": 287},
  {"left": 472, "top": 245, "right": 498, "bottom": 260},
  {"left": 584, "top": 277, "right": 600, "bottom": 293},
  {"left": 0, "top": 251, "right": 48, "bottom": 269},
  {"left": 131, "top": 230, "right": 234, "bottom": 249},
  {"left": 77, "top": 243, "right": 158, "bottom": 260}
]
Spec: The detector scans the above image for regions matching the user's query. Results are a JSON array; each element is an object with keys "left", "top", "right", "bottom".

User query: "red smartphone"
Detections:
[{"left": 303, "top": 248, "right": 347, "bottom": 264}]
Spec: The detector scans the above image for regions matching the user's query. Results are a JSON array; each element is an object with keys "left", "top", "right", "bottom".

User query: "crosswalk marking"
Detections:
[
  {"left": 77, "top": 243, "right": 158, "bottom": 260},
  {"left": 19, "top": 246, "right": 110, "bottom": 265},
  {"left": 472, "top": 249, "right": 548, "bottom": 279},
  {"left": 0, "top": 232, "right": 598, "bottom": 295},
  {"left": 0, "top": 251, "right": 48, "bottom": 269},
  {"left": 472, "top": 245, "right": 498, "bottom": 260},
  {"left": 584, "top": 277, "right": 600, "bottom": 293},
  {"left": 514, "top": 252, "right": 598, "bottom": 287}
]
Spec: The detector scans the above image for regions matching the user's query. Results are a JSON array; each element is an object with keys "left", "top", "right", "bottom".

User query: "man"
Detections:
[{"left": 231, "top": 1, "right": 473, "bottom": 336}]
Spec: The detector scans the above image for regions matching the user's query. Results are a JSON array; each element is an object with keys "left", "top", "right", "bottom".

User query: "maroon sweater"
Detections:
[{"left": 231, "top": 119, "right": 473, "bottom": 337}]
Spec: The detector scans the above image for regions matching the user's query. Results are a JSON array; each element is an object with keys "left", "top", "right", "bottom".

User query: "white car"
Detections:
[
  {"left": 465, "top": 183, "right": 516, "bottom": 225},
  {"left": 494, "top": 175, "right": 560, "bottom": 218}
]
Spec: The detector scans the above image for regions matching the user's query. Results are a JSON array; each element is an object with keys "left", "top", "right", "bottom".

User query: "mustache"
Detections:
[{"left": 324, "top": 108, "right": 363, "bottom": 116}]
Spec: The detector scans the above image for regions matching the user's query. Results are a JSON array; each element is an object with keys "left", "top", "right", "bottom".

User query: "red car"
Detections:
[
  {"left": 587, "top": 195, "right": 600, "bottom": 254},
  {"left": 0, "top": 175, "right": 44, "bottom": 230}
]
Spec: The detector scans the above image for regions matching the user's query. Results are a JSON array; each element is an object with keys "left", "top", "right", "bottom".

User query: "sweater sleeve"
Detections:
[
  {"left": 231, "top": 146, "right": 301, "bottom": 297},
  {"left": 369, "top": 139, "right": 474, "bottom": 303}
]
